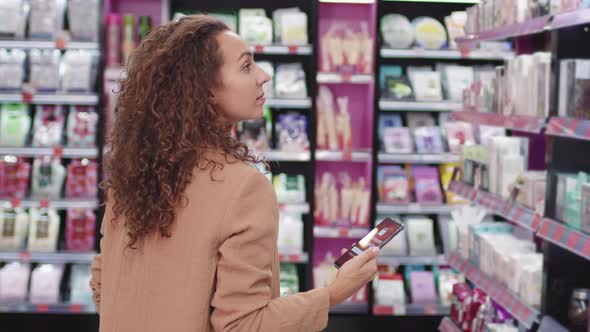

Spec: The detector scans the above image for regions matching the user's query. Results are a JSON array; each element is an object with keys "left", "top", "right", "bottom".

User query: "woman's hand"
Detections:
[{"left": 327, "top": 247, "right": 379, "bottom": 307}]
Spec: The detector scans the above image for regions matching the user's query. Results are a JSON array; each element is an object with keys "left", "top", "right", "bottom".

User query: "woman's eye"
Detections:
[{"left": 244, "top": 63, "right": 252, "bottom": 71}]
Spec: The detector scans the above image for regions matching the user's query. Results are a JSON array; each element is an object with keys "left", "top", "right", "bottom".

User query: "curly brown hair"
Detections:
[{"left": 103, "top": 15, "right": 259, "bottom": 248}]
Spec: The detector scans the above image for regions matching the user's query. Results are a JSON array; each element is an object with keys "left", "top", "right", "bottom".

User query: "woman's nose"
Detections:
[{"left": 256, "top": 64, "right": 271, "bottom": 85}]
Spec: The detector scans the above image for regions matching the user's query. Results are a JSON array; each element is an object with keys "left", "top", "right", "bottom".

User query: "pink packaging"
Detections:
[
  {"left": 409, "top": 271, "right": 437, "bottom": 304},
  {"left": 105, "top": 14, "right": 122, "bottom": 67},
  {"left": 463, "top": 288, "right": 486, "bottom": 332},
  {"left": 445, "top": 122, "right": 476, "bottom": 153},
  {"left": 0, "top": 158, "right": 31, "bottom": 199},
  {"left": 65, "top": 209, "right": 96, "bottom": 251},
  {"left": 67, "top": 106, "right": 98, "bottom": 148},
  {"left": 65, "top": 159, "right": 98, "bottom": 198},
  {"left": 412, "top": 166, "right": 444, "bottom": 204},
  {"left": 451, "top": 282, "right": 472, "bottom": 325}
]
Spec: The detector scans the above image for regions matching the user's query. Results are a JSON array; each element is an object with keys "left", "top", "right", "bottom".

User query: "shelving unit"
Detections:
[
  {"left": 450, "top": 111, "right": 547, "bottom": 134},
  {"left": 0, "top": 251, "right": 96, "bottom": 264},
  {"left": 0, "top": 40, "right": 100, "bottom": 50},
  {"left": 314, "top": 226, "right": 369, "bottom": 239},
  {"left": 256, "top": 150, "right": 311, "bottom": 162},
  {"left": 315, "top": 150, "right": 373, "bottom": 162},
  {"left": 0, "top": 199, "right": 100, "bottom": 210},
  {"left": 264, "top": 98, "right": 312, "bottom": 109},
  {"left": 377, "top": 152, "right": 459, "bottom": 164},
  {"left": 316, "top": 73, "right": 374, "bottom": 84},
  {"left": 378, "top": 99, "right": 462, "bottom": 112},
  {"left": 330, "top": 303, "right": 369, "bottom": 314},
  {"left": 447, "top": 252, "right": 541, "bottom": 328},
  {"left": 278, "top": 252, "right": 310, "bottom": 264},
  {"left": 373, "top": 303, "right": 449, "bottom": 316},
  {"left": 380, "top": 47, "right": 513, "bottom": 60},
  {"left": 377, "top": 255, "right": 446, "bottom": 266},
  {"left": 376, "top": 203, "right": 456, "bottom": 215},
  {"left": 0, "top": 93, "right": 100, "bottom": 105},
  {"left": 0, "top": 147, "right": 99, "bottom": 159},
  {"left": 0, "top": 303, "right": 96, "bottom": 315},
  {"left": 546, "top": 117, "right": 590, "bottom": 142},
  {"left": 249, "top": 44, "right": 313, "bottom": 55}
]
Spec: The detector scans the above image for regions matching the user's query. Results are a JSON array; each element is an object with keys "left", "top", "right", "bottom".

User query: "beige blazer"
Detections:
[{"left": 90, "top": 152, "right": 330, "bottom": 331}]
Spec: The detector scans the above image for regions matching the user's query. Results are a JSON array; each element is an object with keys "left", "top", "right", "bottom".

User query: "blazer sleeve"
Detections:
[{"left": 210, "top": 171, "right": 330, "bottom": 332}]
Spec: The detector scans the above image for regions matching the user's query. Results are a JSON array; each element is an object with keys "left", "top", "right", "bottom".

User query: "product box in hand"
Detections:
[{"left": 376, "top": 216, "right": 407, "bottom": 256}]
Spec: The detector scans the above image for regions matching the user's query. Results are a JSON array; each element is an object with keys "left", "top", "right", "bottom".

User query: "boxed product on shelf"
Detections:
[
  {"left": 29, "top": 0, "right": 66, "bottom": 40},
  {"left": 237, "top": 107, "right": 272, "bottom": 151},
  {"left": 582, "top": 182, "right": 590, "bottom": 235},
  {"left": 275, "top": 113, "right": 310, "bottom": 152},
  {"left": 239, "top": 9, "right": 273, "bottom": 45},
  {"left": 414, "top": 126, "right": 445, "bottom": 154},
  {"left": 0, "top": 156, "right": 30, "bottom": 199},
  {"left": 67, "top": 0, "right": 100, "bottom": 42},
  {"left": 413, "top": 17, "right": 448, "bottom": 50},
  {"left": 487, "top": 136, "right": 529, "bottom": 198},
  {"left": 32, "top": 105, "right": 65, "bottom": 147},
  {"left": 382, "top": 127, "right": 413, "bottom": 154},
  {"left": 405, "top": 216, "right": 437, "bottom": 256},
  {"left": 409, "top": 270, "right": 437, "bottom": 304},
  {"left": 558, "top": 59, "right": 590, "bottom": 120},
  {"left": 0, "top": 0, "right": 28, "bottom": 39},
  {"left": 272, "top": 8, "right": 308, "bottom": 45},
  {"left": 0, "top": 262, "right": 30, "bottom": 303},
  {"left": 69, "top": 264, "right": 93, "bottom": 304},
  {"left": 65, "top": 209, "right": 96, "bottom": 252},
  {"left": 477, "top": 125, "right": 507, "bottom": 147},
  {"left": 381, "top": 14, "right": 415, "bottom": 49},
  {"left": 445, "top": 121, "right": 475, "bottom": 154},
  {"left": 275, "top": 63, "right": 308, "bottom": 99},
  {"left": 408, "top": 67, "right": 443, "bottom": 101},
  {"left": 438, "top": 65, "right": 474, "bottom": 102},
  {"left": 66, "top": 106, "right": 98, "bottom": 148},
  {"left": 314, "top": 172, "right": 370, "bottom": 227},
  {"left": 379, "top": 66, "right": 414, "bottom": 101},
  {"left": 31, "top": 156, "right": 66, "bottom": 199},
  {"left": 407, "top": 113, "right": 436, "bottom": 132},
  {"left": 377, "top": 166, "right": 410, "bottom": 204},
  {"left": 0, "top": 204, "right": 29, "bottom": 250},
  {"left": 439, "top": 163, "right": 468, "bottom": 205},
  {"left": 29, "top": 263, "right": 64, "bottom": 304},
  {"left": 277, "top": 212, "right": 304, "bottom": 253},
  {"left": 374, "top": 270, "right": 407, "bottom": 313},
  {"left": 0, "top": 103, "right": 31, "bottom": 147},
  {"left": 445, "top": 12, "right": 467, "bottom": 50},
  {"left": 65, "top": 159, "right": 98, "bottom": 198},
  {"left": 274, "top": 173, "right": 306, "bottom": 204},
  {"left": 438, "top": 268, "right": 464, "bottom": 306},
  {"left": 0, "top": 49, "right": 26, "bottom": 91},
  {"left": 28, "top": 207, "right": 60, "bottom": 252},
  {"left": 29, "top": 49, "right": 61, "bottom": 91},
  {"left": 316, "top": 86, "right": 352, "bottom": 152},
  {"left": 515, "top": 171, "right": 546, "bottom": 214},
  {"left": 412, "top": 166, "right": 444, "bottom": 204},
  {"left": 378, "top": 114, "right": 402, "bottom": 149},
  {"left": 279, "top": 263, "right": 299, "bottom": 297},
  {"left": 319, "top": 20, "right": 374, "bottom": 74},
  {"left": 61, "top": 50, "right": 100, "bottom": 93}
]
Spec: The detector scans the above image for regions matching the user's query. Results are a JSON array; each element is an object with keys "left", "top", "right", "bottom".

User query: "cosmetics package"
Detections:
[
  {"left": 61, "top": 50, "right": 99, "bottom": 93},
  {"left": 409, "top": 271, "right": 437, "bottom": 304},
  {"left": 0, "top": 49, "right": 26, "bottom": 91},
  {"left": 68, "top": 0, "right": 100, "bottom": 41},
  {"left": 378, "top": 114, "right": 403, "bottom": 150},
  {"left": 438, "top": 214, "right": 458, "bottom": 254},
  {"left": 412, "top": 17, "right": 447, "bottom": 50},
  {"left": 405, "top": 216, "right": 437, "bottom": 256},
  {"left": 383, "top": 127, "right": 413, "bottom": 154},
  {"left": 28, "top": 0, "right": 66, "bottom": 40},
  {"left": 408, "top": 68, "right": 443, "bottom": 101},
  {"left": 516, "top": 171, "right": 547, "bottom": 214},
  {"left": 32, "top": 105, "right": 65, "bottom": 147},
  {"left": 0, "top": 262, "right": 30, "bottom": 302},
  {"left": 238, "top": 108, "right": 272, "bottom": 151},
  {"left": 0, "top": 0, "right": 29, "bottom": 39},
  {"left": 29, "top": 49, "right": 61, "bottom": 91},
  {"left": 29, "top": 263, "right": 64, "bottom": 304},
  {"left": 277, "top": 212, "right": 304, "bottom": 253},
  {"left": 381, "top": 14, "right": 415, "bottom": 49},
  {"left": 316, "top": 86, "right": 352, "bottom": 152},
  {"left": 67, "top": 106, "right": 98, "bottom": 148},
  {"left": 478, "top": 125, "right": 506, "bottom": 146},
  {"left": 378, "top": 166, "right": 410, "bottom": 204},
  {"left": 105, "top": 14, "right": 122, "bottom": 66},
  {"left": 258, "top": 62, "right": 275, "bottom": 99},
  {"left": 488, "top": 136, "right": 527, "bottom": 196},
  {"left": 564, "top": 173, "right": 588, "bottom": 231},
  {"left": 273, "top": 173, "right": 306, "bottom": 204},
  {"left": 239, "top": 9, "right": 273, "bottom": 45},
  {"left": 376, "top": 216, "right": 407, "bottom": 256},
  {"left": 279, "top": 263, "right": 299, "bottom": 297},
  {"left": 380, "top": 66, "right": 414, "bottom": 101},
  {"left": 31, "top": 156, "right": 66, "bottom": 199},
  {"left": 444, "top": 122, "right": 475, "bottom": 153},
  {"left": 122, "top": 15, "right": 136, "bottom": 65},
  {"left": 440, "top": 65, "right": 474, "bottom": 101},
  {"left": 69, "top": 264, "right": 93, "bottom": 304},
  {"left": 28, "top": 207, "right": 60, "bottom": 252},
  {"left": 445, "top": 12, "right": 467, "bottom": 49},
  {"left": 412, "top": 166, "right": 444, "bottom": 204},
  {"left": 65, "top": 159, "right": 98, "bottom": 198},
  {"left": 414, "top": 126, "right": 445, "bottom": 154},
  {"left": 275, "top": 63, "right": 307, "bottom": 99},
  {"left": 497, "top": 154, "right": 526, "bottom": 200},
  {"left": 65, "top": 209, "right": 96, "bottom": 252},
  {"left": 274, "top": 8, "right": 308, "bottom": 45},
  {"left": 450, "top": 282, "right": 472, "bottom": 324},
  {"left": 320, "top": 21, "right": 373, "bottom": 74},
  {"left": 276, "top": 113, "right": 309, "bottom": 152},
  {"left": 438, "top": 268, "right": 464, "bottom": 306},
  {"left": 0, "top": 103, "right": 31, "bottom": 147},
  {"left": 439, "top": 163, "right": 468, "bottom": 204},
  {"left": 407, "top": 113, "right": 436, "bottom": 131},
  {"left": 0, "top": 156, "right": 30, "bottom": 199},
  {"left": 374, "top": 272, "right": 406, "bottom": 314},
  {"left": 0, "top": 204, "right": 29, "bottom": 250},
  {"left": 314, "top": 172, "right": 370, "bottom": 227}
]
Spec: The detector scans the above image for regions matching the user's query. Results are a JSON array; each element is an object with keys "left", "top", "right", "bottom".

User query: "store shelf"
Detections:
[
  {"left": 0, "top": 40, "right": 99, "bottom": 50},
  {"left": 378, "top": 255, "right": 447, "bottom": 266},
  {"left": 373, "top": 303, "right": 449, "bottom": 316},
  {"left": 330, "top": 302, "right": 368, "bottom": 314},
  {"left": 380, "top": 48, "right": 513, "bottom": 60},
  {"left": 0, "top": 251, "right": 96, "bottom": 264},
  {"left": 314, "top": 226, "right": 369, "bottom": 239},
  {"left": 256, "top": 150, "right": 311, "bottom": 162},
  {"left": 0, "top": 303, "right": 96, "bottom": 314},
  {"left": 249, "top": 44, "right": 312, "bottom": 55},
  {"left": 315, "top": 150, "right": 372, "bottom": 162},
  {"left": 278, "top": 202, "right": 310, "bottom": 215},
  {"left": 278, "top": 252, "right": 309, "bottom": 264},
  {"left": 265, "top": 98, "right": 312, "bottom": 109},
  {"left": 448, "top": 181, "right": 540, "bottom": 232},
  {"left": 447, "top": 251, "right": 540, "bottom": 328},
  {"left": 378, "top": 153, "right": 460, "bottom": 164},
  {"left": 450, "top": 111, "right": 547, "bottom": 133},
  {"left": 376, "top": 203, "right": 456, "bottom": 215},
  {"left": 379, "top": 100, "right": 462, "bottom": 112},
  {"left": 0, "top": 147, "right": 99, "bottom": 159},
  {"left": 319, "top": 0, "right": 375, "bottom": 3},
  {"left": 456, "top": 9, "right": 590, "bottom": 46},
  {"left": 439, "top": 317, "right": 462, "bottom": 332},
  {"left": 547, "top": 117, "right": 590, "bottom": 141},
  {"left": 0, "top": 93, "right": 99, "bottom": 105},
  {"left": 537, "top": 218, "right": 590, "bottom": 261},
  {"left": 317, "top": 73, "right": 374, "bottom": 84},
  {"left": 0, "top": 198, "right": 100, "bottom": 210}
]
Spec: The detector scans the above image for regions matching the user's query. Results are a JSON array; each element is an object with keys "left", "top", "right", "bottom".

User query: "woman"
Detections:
[{"left": 90, "top": 14, "right": 379, "bottom": 332}]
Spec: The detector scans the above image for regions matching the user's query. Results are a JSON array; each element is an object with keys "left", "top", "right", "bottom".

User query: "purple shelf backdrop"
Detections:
[{"left": 105, "top": 0, "right": 166, "bottom": 26}]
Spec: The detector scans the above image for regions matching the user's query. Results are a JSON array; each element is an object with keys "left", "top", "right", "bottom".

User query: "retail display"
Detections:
[
  {"left": 0, "top": 262, "right": 30, "bottom": 302},
  {"left": 65, "top": 209, "right": 96, "bottom": 252},
  {"left": 314, "top": 172, "right": 370, "bottom": 227},
  {"left": 317, "top": 86, "right": 352, "bottom": 152},
  {"left": 276, "top": 113, "right": 310, "bottom": 152},
  {"left": 29, "top": 263, "right": 64, "bottom": 304},
  {"left": 320, "top": 21, "right": 374, "bottom": 74},
  {"left": 279, "top": 263, "right": 299, "bottom": 297},
  {"left": 69, "top": 264, "right": 93, "bottom": 304}
]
